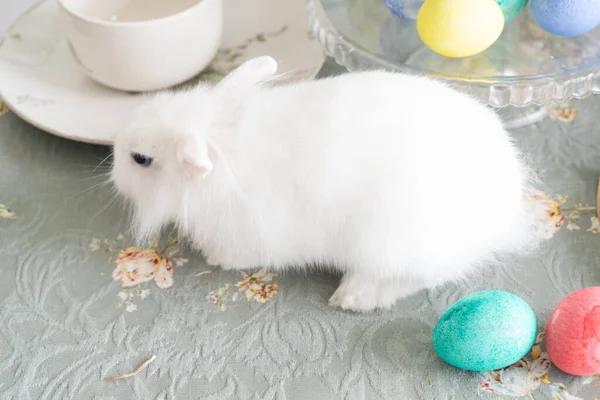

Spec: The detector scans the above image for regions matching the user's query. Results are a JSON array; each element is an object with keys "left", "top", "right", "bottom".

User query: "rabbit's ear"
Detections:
[
  {"left": 213, "top": 56, "right": 278, "bottom": 132},
  {"left": 177, "top": 134, "right": 213, "bottom": 178},
  {"left": 216, "top": 56, "right": 278, "bottom": 94}
]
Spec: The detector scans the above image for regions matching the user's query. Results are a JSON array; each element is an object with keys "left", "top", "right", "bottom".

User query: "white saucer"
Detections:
[{"left": 0, "top": 0, "right": 325, "bottom": 145}]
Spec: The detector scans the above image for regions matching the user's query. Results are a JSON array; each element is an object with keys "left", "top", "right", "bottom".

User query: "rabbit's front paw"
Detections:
[{"left": 329, "top": 273, "right": 422, "bottom": 312}]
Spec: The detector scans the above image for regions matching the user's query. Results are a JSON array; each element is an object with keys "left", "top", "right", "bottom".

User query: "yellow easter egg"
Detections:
[{"left": 417, "top": 0, "right": 505, "bottom": 58}]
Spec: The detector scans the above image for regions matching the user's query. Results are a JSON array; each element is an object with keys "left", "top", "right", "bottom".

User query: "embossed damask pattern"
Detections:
[{"left": 1, "top": 62, "right": 600, "bottom": 399}]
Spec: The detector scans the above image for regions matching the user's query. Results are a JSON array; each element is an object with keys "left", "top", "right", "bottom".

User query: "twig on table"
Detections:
[
  {"left": 562, "top": 206, "right": 596, "bottom": 213},
  {"left": 105, "top": 355, "right": 156, "bottom": 381}
]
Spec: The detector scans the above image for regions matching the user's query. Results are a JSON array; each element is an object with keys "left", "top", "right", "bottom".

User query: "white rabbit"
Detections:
[{"left": 112, "top": 56, "right": 542, "bottom": 312}]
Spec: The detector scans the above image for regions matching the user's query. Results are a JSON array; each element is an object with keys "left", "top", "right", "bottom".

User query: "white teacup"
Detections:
[{"left": 57, "top": 0, "right": 223, "bottom": 92}]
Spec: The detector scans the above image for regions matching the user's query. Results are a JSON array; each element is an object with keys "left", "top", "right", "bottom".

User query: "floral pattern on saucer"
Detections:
[{"left": 173, "top": 26, "right": 319, "bottom": 89}]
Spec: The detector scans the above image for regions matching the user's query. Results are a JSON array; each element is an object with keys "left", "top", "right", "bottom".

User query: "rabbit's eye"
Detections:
[{"left": 131, "top": 152, "right": 153, "bottom": 167}]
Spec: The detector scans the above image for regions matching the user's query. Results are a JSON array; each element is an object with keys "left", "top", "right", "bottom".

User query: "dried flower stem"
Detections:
[
  {"left": 196, "top": 269, "right": 216, "bottom": 277},
  {"left": 596, "top": 178, "right": 600, "bottom": 220},
  {"left": 561, "top": 206, "right": 596, "bottom": 213},
  {"left": 105, "top": 355, "right": 156, "bottom": 381}
]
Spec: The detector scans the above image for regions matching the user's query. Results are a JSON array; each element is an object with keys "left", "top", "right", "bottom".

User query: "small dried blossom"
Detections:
[
  {"left": 547, "top": 104, "right": 578, "bottom": 123},
  {"left": 526, "top": 191, "right": 565, "bottom": 239},
  {"left": 208, "top": 269, "right": 280, "bottom": 310},
  {"left": 479, "top": 332, "right": 581, "bottom": 399},
  {"left": 89, "top": 239, "right": 101, "bottom": 252},
  {"left": 174, "top": 258, "right": 189, "bottom": 267},
  {"left": 250, "top": 282, "right": 279, "bottom": 304},
  {"left": 0, "top": 204, "right": 17, "bottom": 219},
  {"left": 93, "top": 234, "right": 187, "bottom": 312},
  {"left": 112, "top": 247, "right": 174, "bottom": 289}
]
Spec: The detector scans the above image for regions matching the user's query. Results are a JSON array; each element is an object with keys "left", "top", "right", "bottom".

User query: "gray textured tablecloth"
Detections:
[{"left": 1, "top": 60, "right": 600, "bottom": 399}]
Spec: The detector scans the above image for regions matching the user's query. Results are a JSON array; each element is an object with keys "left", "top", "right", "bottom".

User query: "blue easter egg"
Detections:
[
  {"left": 530, "top": 0, "right": 600, "bottom": 37},
  {"left": 432, "top": 290, "right": 537, "bottom": 371},
  {"left": 382, "top": 0, "right": 425, "bottom": 21},
  {"left": 495, "top": 0, "right": 528, "bottom": 22}
]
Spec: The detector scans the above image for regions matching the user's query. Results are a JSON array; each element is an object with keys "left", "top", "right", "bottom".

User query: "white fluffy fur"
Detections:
[{"left": 112, "top": 56, "right": 543, "bottom": 312}]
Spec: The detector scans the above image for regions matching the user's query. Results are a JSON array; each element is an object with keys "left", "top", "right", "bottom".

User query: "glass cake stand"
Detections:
[{"left": 306, "top": 0, "right": 600, "bottom": 128}]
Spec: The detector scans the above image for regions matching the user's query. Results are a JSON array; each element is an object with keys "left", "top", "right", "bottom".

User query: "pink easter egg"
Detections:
[{"left": 545, "top": 287, "right": 600, "bottom": 376}]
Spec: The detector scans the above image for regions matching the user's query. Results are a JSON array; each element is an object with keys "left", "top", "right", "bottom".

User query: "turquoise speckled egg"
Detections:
[
  {"left": 495, "top": 0, "right": 528, "bottom": 21},
  {"left": 432, "top": 290, "right": 537, "bottom": 371}
]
